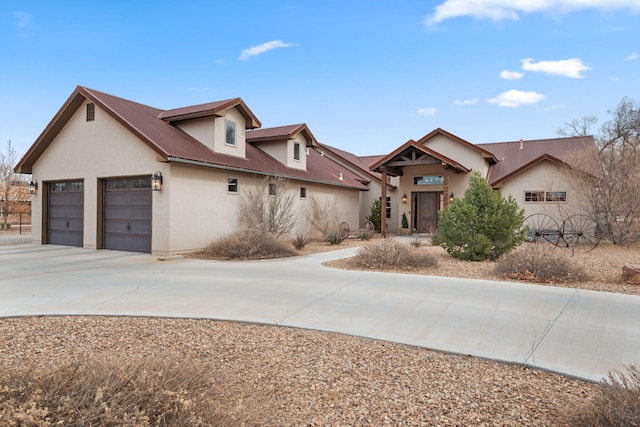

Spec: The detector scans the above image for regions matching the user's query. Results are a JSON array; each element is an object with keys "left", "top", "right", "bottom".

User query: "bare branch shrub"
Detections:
[
  {"left": 0, "top": 140, "right": 28, "bottom": 230},
  {"left": 239, "top": 176, "right": 297, "bottom": 238},
  {"left": 353, "top": 239, "right": 438, "bottom": 269},
  {"left": 291, "top": 229, "right": 310, "bottom": 250},
  {"left": 564, "top": 364, "right": 640, "bottom": 426},
  {"left": 0, "top": 354, "right": 245, "bottom": 426},
  {"left": 560, "top": 99, "right": 640, "bottom": 244},
  {"left": 306, "top": 196, "right": 344, "bottom": 241},
  {"left": 204, "top": 229, "right": 296, "bottom": 259},
  {"left": 494, "top": 244, "right": 589, "bottom": 282}
]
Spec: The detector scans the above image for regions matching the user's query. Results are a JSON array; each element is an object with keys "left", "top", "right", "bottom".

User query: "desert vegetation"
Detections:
[
  {"left": 432, "top": 171, "right": 526, "bottom": 261},
  {"left": 198, "top": 229, "right": 296, "bottom": 260}
]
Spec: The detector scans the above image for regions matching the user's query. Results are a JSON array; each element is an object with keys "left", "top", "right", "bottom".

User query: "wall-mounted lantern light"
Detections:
[
  {"left": 28, "top": 180, "right": 38, "bottom": 195},
  {"left": 151, "top": 171, "right": 163, "bottom": 191},
  {"left": 449, "top": 192, "right": 454, "bottom": 202},
  {"left": 402, "top": 193, "right": 407, "bottom": 203}
]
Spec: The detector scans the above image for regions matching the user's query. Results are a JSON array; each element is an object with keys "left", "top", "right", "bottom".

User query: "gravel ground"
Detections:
[
  {"left": 0, "top": 316, "right": 595, "bottom": 426},
  {"left": 3, "top": 235, "right": 638, "bottom": 425}
]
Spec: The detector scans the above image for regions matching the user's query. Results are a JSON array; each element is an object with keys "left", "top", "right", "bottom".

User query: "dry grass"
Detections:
[
  {"left": 193, "top": 229, "right": 296, "bottom": 260},
  {"left": 0, "top": 354, "right": 250, "bottom": 426},
  {"left": 565, "top": 365, "right": 640, "bottom": 426},
  {"left": 329, "top": 238, "right": 640, "bottom": 296},
  {"left": 494, "top": 244, "right": 590, "bottom": 283},
  {"left": 352, "top": 238, "right": 438, "bottom": 269}
]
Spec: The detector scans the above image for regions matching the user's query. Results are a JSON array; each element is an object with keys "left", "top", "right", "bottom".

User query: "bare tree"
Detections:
[
  {"left": 305, "top": 196, "right": 344, "bottom": 240},
  {"left": 0, "top": 141, "right": 27, "bottom": 230},
  {"left": 557, "top": 114, "right": 598, "bottom": 137},
  {"left": 561, "top": 98, "right": 640, "bottom": 244},
  {"left": 239, "top": 176, "right": 298, "bottom": 238}
]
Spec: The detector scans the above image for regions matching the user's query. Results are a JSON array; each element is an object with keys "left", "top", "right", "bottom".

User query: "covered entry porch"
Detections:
[{"left": 371, "top": 141, "right": 469, "bottom": 236}]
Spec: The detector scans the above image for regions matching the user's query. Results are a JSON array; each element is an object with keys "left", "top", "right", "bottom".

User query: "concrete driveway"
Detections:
[{"left": 1, "top": 243, "right": 639, "bottom": 382}]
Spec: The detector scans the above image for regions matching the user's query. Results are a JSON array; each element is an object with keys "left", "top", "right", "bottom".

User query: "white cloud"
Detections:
[
  {"left": 417, "top": 107, "right": 438, "bottom": 117},
  {"left": 238, "top": 40, "right": 295, "bottom": 61},
  {"left": 426, "top": 0, "right": 640, "bottom": 24},
  {"left": 627, "top": 52, "right": 639, "bottom": 60},
  {"left": 521, "top": 58, "right": 590, "bottom": 78},
  {"left": 487, "top": 89, "right": 545, "bottom": 107},
  {"left": 453, "top": 98, "right": 479, "bottom": 106},
  {"left": 609, "top": 75, "right": 621, "bottom": 81},
  {"left": 499, "top": 70, "right": 524, "bottom": 80}
]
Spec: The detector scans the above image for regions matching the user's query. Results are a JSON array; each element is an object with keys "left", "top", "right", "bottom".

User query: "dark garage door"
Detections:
[
  {"left": 103, "top": 177, "right": 152, "bottom": 253},
  {"left": 48, "top": 181, "right": 84, "bottom": 247}
]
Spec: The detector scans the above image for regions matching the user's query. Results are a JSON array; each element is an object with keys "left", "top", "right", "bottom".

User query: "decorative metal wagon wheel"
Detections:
[
  {"left": 362, "top": 220, "right": 375, "bottom": 238},
  {"left": 523, "top": 213, "right": 601, "bottom": 253},
  {"left": 523, "top": 213, "right": 561, "bottom": 245},
  {"left": 338, "top": 221, "right": 350, "bottom": 240},
  {"left": 559, "top": 214, "right": 601, "bottom": 252}
]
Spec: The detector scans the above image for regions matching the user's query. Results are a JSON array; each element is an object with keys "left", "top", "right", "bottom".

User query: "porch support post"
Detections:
[
  {"left": 381, "top": 168, "right": 387, "bottom": 238},
  {"left": 443, "top": 166, "right": 449, "bottom": 208}
]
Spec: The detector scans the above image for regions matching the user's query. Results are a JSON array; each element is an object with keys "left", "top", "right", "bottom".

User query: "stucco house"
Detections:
[
  {"left": 15, "top": 86, "right": 371, "bottom": 255},
  {"left": 16, "top": 86, "right": 596, "bottom": 254},
  {"left": 371, "top": 128, "right": 597, "bottom": 235}
]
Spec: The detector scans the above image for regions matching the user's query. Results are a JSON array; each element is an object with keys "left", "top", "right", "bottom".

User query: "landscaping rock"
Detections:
[{"left": 622, "top": 264, "right": 640, "bottom": 285}]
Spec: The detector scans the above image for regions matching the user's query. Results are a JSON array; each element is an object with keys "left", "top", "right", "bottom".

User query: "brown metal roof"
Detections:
[
  {"left": 247, "top": 124, "right": 318, "bottom": 146},
  {"left": 316, "top": 143, "right": 384, "bottom": 183},
  {"left": 159, "top": 98, "right": 261, "bottom": 128},
  {"left": 416, "top": 128, "right": 498, "bottom": 164},
  {"left": 370, "top": 139, "right": 470, "bottom": 176},
  {"left": 478, "top": 136, "right": 599, "bottom": 186},
  {"left": 15, "top": 86, "right": 368, "bottom": 190}
]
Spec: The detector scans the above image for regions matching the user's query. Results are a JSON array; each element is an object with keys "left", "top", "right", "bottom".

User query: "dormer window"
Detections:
[
  {"left": 293, "top": 142, "right": 301, "bottom": 161},
  {"left": 225, "top": 120, "right": 236, "bottom": 146}
]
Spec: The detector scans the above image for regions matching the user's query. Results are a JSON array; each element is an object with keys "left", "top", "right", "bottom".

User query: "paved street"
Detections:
[{"left": 2, "top": 243, "right": 639, "bottom": 382}]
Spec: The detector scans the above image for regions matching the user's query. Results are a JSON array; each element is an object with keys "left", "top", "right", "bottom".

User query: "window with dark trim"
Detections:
[
  {"left": 293, "top": 142, "right": 301, "bottom": 160},
  {"left": 380, "top": 196, "right": 391, "bottom": 219},
  {"left": 525, "top": 191, "right": 566, "bottom": 203},
  {"left": 300, "top": 187, "right": 307, "bottom": 198},
  {"left": 546, "top": 191, "right": 567, "bottom": 202},
  {"left": 414, "top": 175, "right": 443, "bottom": 185},
  {"left": 268, "top": 183, "right": 277, "bottom": 196},
  {"left": 228, "top": 178, "right": 238, "bottom": 193},
  {"left": 225, "top": 120, "right": 236, "bottom": 146}
]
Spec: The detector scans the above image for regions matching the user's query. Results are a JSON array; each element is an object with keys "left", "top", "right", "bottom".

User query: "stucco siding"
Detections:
[
  {"left": 213, "top": 108, "right": 247, "bottom": 157},
  {"left": 423, "top": 134, "right": 489, "bottom": 176},
  {"left": 175, "top": 117, "right": 215, "bottom": 152},
  {"left": 498, "top": 160, "right": 583, "bottom": 220},
  {"left": 161, "top": 163, "right": 361, "bottom": 253},
  {"left": 30, "top": 101, "right": 167, "bottom": 250}
]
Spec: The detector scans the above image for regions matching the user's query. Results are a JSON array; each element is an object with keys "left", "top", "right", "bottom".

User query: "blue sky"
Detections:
[{"left": 1, "top": 0, "right": 639, "bottom": 158}]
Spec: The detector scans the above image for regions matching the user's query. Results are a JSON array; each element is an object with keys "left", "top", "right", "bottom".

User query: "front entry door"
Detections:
[{"left": 415, "top": 192, "right": 440, "bottom": 233}]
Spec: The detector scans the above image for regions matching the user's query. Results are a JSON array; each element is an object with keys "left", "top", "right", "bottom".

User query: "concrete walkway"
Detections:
[{"left": 1, "top": 243, "right": 639, "bottom": 382}]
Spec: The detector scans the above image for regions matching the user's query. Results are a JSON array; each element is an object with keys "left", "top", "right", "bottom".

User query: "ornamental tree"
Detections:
[{"left": 433, "top": 171, "right": 526, "bottom": 261}]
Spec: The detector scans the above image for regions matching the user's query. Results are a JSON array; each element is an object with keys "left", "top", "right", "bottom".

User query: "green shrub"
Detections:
[
  {"left": 494, "top": 244, "right": 589, "bottom": 282},
  {"left": 565, "top": 364, "right": 640, "bottom": 426},
  {"left": 325, "top": 231, "right": 344, "bottom": 245},
  {"left": 0, "top": 355, "right": 242, "bottom": 426},
  {"left": 0, "top": 222, "right": 10, "bottom": 230},
  {"left": 401, "top": 212, "right": 409, "bottom": 229},
  {"left": 205, "top": 229, "right": 296, "bottom": 260},
  {"left": 353, "top": 239, "right": 438, "bottom": 269},
  {"left": 366, "top": 199, "right": 382, "bottom": 232},
  {"left": 358, "top": 230, "right": 371, "bottom": 240},
  {"left": 433, "top": 171, "right": 526, "bottom": 261}
]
